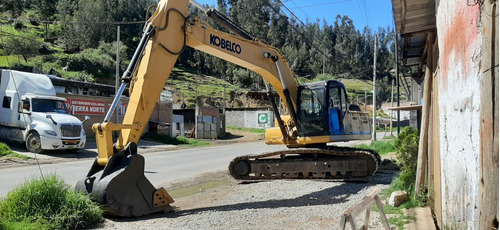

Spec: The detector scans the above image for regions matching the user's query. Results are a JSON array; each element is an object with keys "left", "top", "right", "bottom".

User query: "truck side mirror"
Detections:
[
  {"left": 18, "top": 102, "right": 23, "bottom": 113},
  {"left": 46, "top": 114, "right": 57, "bottom": 125},
  {"left": 82, "top": 116, "right": 90, "bottom": 124}
]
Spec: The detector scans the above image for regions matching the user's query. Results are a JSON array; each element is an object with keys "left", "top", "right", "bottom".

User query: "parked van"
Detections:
[{"left": 0, "top": 69, "right": 89, "bottom": 153}]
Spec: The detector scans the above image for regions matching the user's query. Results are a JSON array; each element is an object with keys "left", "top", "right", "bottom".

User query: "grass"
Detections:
[
  {"left": 142, "top": 133, "right": 210, "bottom": 146},
  {"left": 0, "top": 142, "right": 29, "bottom": 159},
  {"left": 226, "top": 126, "right": 266, "bottom": 133},
  {"left": 369, "top": 177, "right": 427, "bottom": 229},
  {"left": 0, "top": 55, "right": 17, "bottom": 67},
  {"left": 354, "top": 139, "right": 395, "bottom": 155},
  {"left": 0, "top": 175, "right": 102, "bottom": 229},
  {"left": 167, "top": 69, "right": 240, "bottom": 107},
  {"left": 339, "top": 78, "right": 371, "bottom": 95}
]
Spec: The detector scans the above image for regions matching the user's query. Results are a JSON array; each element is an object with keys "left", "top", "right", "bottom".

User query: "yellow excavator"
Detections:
[{"left": 75, "top": 0, "right": 380, "bottom": 217}]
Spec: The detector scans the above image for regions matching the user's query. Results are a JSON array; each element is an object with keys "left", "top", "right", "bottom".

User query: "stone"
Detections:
[{"left": 389, "top": 190, "right": 409, "bottom": 207}]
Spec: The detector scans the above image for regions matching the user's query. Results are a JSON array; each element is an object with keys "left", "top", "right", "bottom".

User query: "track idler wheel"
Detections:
[
  {"left": 75, "top": 142, "right": 174, "bottom": 217},
  {"left": 231, "top": 160, "right": 251, "bottom": 177}
]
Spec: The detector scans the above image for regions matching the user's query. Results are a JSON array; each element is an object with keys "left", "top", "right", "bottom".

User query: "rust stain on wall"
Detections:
[{"left": 441, "top": 4, "right": 481, "bottom": 88}]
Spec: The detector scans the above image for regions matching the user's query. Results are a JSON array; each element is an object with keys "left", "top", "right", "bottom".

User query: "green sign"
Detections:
[{"left": 258, "top": 113, "right": 268, "bottom": 124}]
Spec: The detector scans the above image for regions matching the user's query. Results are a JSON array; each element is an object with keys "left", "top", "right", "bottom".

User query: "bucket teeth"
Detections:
[{"left": 76, "top": 142, "right": 174, "bottom": 217}]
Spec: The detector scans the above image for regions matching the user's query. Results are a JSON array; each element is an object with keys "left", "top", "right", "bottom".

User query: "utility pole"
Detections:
[
  {"left": 395, "top": 34, "right": 400, "bottom": 135},
  {"left": 372, "top": 34, "right": 377, "bottom": 142},
  {"left": 364, "top": 84, "right": 367, "bottom": 111},
  {"left": 390, "top": 79, "right": 394, "bottom": 135}
]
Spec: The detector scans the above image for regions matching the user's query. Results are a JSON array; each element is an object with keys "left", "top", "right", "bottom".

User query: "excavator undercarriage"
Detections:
[{"left": 229, "top": 146, "right": 380, "bottom": 180}]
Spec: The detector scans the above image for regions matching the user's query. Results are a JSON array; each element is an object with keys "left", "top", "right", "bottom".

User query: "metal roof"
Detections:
[{"left": 392, "top": 0, "right": 436, "bottom": 78}]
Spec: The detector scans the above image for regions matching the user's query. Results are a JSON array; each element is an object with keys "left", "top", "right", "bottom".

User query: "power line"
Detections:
[
  {"left": 361, "top": 0, "right": 371, "bottom": 29},
  {"left": 288, "top": 0, "right": 314, "bottom": 23},
  {"left": 289, "top": 0, "right": 352, "bottom": 9},
  {"left": 275, "top": 0, "right": 330, "bottom": 59},
  {"left": 355, "top": 0, "right": 368, "bottom": 28}
]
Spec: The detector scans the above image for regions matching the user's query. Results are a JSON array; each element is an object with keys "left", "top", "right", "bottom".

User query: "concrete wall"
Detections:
[
  {"left": 436, "top": 1, "right": 482, "bottom": 227},
  {"left": 226, "top": 109, "right": 274, "bottom": 129}
]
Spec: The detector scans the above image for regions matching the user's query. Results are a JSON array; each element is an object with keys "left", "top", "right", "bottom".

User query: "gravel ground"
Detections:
[{"left": 98, "top": 166, "right": 398, "bottom": 230}]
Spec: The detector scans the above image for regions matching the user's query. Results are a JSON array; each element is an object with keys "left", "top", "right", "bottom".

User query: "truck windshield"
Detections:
[{"left": 32, "top": 98, "right": 68, "bottom": 114}]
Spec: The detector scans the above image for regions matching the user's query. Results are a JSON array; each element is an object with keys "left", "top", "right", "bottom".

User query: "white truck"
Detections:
[{"left": 0, "top": 69, "right": 89, "bottom": 153}]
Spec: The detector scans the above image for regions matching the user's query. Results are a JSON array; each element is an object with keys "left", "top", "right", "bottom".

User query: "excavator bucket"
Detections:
[{"left": 75, "top": 142, "right": 174, "bottom": 217}]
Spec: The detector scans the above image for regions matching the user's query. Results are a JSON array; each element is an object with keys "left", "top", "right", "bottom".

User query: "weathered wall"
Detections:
[
  {"left": 436, "top": 1, "right": 482, "bottom": 227},
  {"left": 226, "top": 109, "right": 274, "bottom": 129}
]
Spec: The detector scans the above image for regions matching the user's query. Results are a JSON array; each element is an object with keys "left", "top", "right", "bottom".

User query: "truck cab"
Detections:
[{"left": 0, "top": 70, "right": 89, "bottom": 153}]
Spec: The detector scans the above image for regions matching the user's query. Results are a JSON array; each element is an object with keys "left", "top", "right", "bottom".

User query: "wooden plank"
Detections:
[
  {"left": 388, "top": 105, "right": 422, "bottom": 111},
  {"left": 339, "top": 216, "right": 347, "bottom": 230},
  {"left": 339, "top": 188, "right": 391, "bottom": 230},
  {"left": 479, "top": 1, "right": 499, "bottom": 229},
  {"left": 430, "top": 38, "right": 442, "bottom": 229},
  {"left": 375, "top": 195, "right": 391, "bottom": 230},
  {"left": 415, "top": 34, "right": 433, "bottom": 195},
  {"left": 363, "top": 205, "right": 371, "bottom": 229},
  {"left": 343, "top": 188, "right": 378, "bottom": 217}
]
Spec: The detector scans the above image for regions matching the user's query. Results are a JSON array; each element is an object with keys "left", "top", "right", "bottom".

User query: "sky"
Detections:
[{"left": 193, "top": 0, "right": 395, "bottom": 32}]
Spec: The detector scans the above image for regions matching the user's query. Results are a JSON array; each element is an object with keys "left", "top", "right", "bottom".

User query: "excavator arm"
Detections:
[{"left": 96, "top": 0, "right": 300, "bottom": 165}]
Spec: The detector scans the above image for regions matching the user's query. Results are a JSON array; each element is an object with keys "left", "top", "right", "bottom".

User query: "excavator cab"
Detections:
[{"left": 297, "top": 80, "right": 349, "bottom": 136}]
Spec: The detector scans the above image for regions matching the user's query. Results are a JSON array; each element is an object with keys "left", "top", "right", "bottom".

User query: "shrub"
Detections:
[
  {"left": 394, "top": 126, "right": 419, "bottom": 194},
  {"left": 0, "top": 175, "right": 102, "bottom": 229}
]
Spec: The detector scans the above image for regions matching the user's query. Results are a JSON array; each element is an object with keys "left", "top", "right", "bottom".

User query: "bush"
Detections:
[
  {"left": 394, "top": 126, "right": 419, "bottom": 194},
  {"left": 0, "top": 175, "right": 102, "bottom": 229}
]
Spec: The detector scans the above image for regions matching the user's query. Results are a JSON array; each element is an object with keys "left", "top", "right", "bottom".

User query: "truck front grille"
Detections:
[{"left": 60, "top": 124, "right": 81, "bottom": 137}]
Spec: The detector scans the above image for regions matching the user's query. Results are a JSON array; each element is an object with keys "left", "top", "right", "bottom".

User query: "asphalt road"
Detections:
[
  {"left": 0, "top": 131, "right": 396, "bottom": 197},
  {"left": 0, "top": 141, "right": 286, "bottom": 197}
]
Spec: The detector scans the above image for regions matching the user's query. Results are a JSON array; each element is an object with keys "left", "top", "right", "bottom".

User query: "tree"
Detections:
[
  {"left": 2, "top": 28, "right": 43, "bottom": 62},
  {"left": 375, "top": 77, "right": 391, "bottom": 109},
  {"left": 32, "top": 0, "right": 58, "bottom": 20},
  {"left": 0, "top": 0, "right": 27, "bottom": 17}
]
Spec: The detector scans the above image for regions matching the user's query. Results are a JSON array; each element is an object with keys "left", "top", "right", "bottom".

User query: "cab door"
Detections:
[{"left": 328, "top": 83, "right": 347, "bottom": 135}]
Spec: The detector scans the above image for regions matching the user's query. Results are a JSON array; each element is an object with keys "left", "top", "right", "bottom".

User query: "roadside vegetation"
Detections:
[
  {"left": 0, "top": 175, "right": 102, "bottom": 229},
  {"left": 226, "top": 126, "right": 266, "bottom": 133},
  {"left": 142, "top": 133, "right": 210, "bottom": 146},
  {"left": 0, "top": 142, "right": 29, "bottom": 159},
  {"left": 354, "top": 137, "right": 395, "bottom": 155},
  {"left": 376, "top": 127, "right": 426, "bottom": 229},
  {"left": 354, "top": 127, "right": 425, "bottom": 228}
]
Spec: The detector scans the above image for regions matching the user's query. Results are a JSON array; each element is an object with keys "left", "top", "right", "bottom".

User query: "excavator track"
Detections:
[{"left": 229, "top": 146, "right": 381, "bottom": 180}]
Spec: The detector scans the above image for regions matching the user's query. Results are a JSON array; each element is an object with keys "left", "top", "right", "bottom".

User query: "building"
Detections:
[{"left": 392, "top": 1, "right": 498, "bottom": 228}]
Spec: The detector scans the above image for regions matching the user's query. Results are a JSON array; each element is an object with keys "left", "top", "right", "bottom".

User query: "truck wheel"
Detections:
[{"left": 26, "top": 132, "right": 44, "bottom": 154}]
